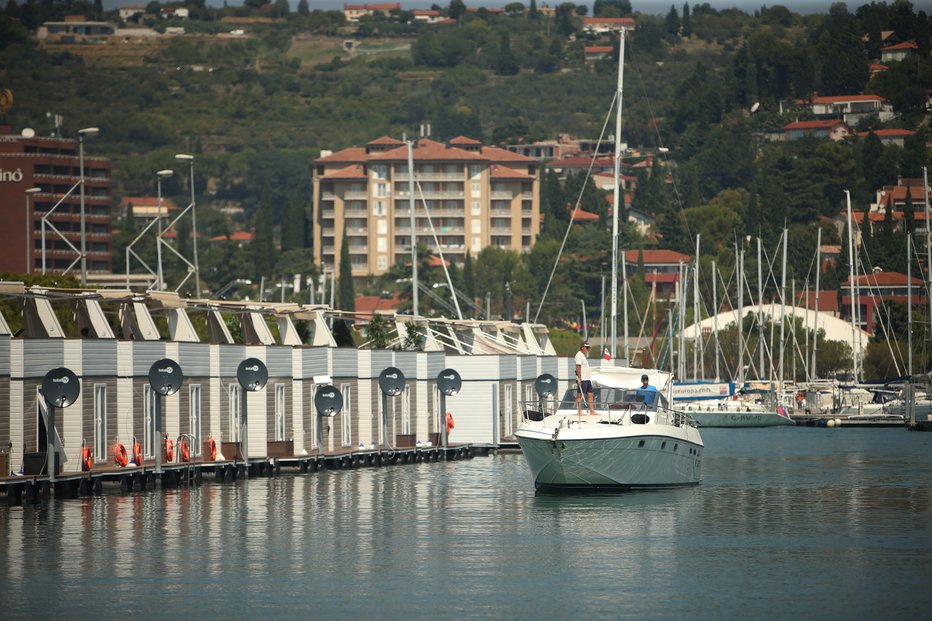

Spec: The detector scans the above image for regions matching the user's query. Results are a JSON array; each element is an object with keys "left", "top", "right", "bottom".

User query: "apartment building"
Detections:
[
  {"left": 312, "top": 136, "right": 540, "bottom": 278},
  {"left": 0, "top": 127, "right": 112, "bottom": 275}
]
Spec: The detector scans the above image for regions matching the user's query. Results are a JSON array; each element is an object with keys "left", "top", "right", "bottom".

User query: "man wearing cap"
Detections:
[
  {"left": 575, "top": 342, "right": 596, "bottom": 416},
  {"left": 638, "top": 374, "right": 659, "bottom": 405}
]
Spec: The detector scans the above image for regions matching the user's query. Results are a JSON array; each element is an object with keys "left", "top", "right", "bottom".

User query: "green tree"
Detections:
[
  {"left": 338, "top": 230, "right": 355, "bottom": 312},
  {"left": 901, "top": 130, "right": 927, "bottom": 178},
  {"left": 682, "top": 2, "right": 691, "bottom": 36},
  {"left": 665, "top": 4, "right": 680, "bottom": 36},
  {"left": 366, "top": 314, "right": 391, "bottom": 348},
  {"left": 297, "top": 0, "right": 309, "bottom": 15},
  {"left": 251, "top": 186, "right": 275, "bottom": 280}
]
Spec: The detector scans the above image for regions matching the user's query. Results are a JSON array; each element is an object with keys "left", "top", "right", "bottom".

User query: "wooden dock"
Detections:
[{"left": 0, "top": 444, "right": 480, "bottom": 506}]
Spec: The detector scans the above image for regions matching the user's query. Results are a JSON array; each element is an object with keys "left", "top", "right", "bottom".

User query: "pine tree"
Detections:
[
  {"left": 338, "top": 230, "right": 355, "bottom": 311},
  {"left": 463, "top": 250, "right": 476, "bottom": 303},
  {"left": 681, "top": 2, "right": 691, "bottom": 37},
  {"left": 297, "top": 0, "right": 309, "bottom": 15}
]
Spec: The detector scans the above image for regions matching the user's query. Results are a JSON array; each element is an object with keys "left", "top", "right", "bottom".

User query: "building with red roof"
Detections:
[
  {"left": 354, "top": 291, "right": 406, "bottom": 319},
  {"left": 855, "top": 128, "right": 915, "bottom": 147},
  {"left": 623, "top": 249, "right": 692, "bottom": 301},
  {"left": 312, "top": 135, "right": 540, "bottom": 278},
  {"left": 783, "top": 119, "right": 852, "bottom": 142},
  {"left": 809, "top": 93, "right": 894, "bottom": 124},
  {"left": 881, "top": 40, "right": 918, "bottom": 63},
  {"left": 869, "top": 177, "right": 932, "bottom": 214},
  {"left": 582, "top": 17, "right": 635, "bottom": 34},
  {"left": 343, "top": 3, "right": 400, "bottom": 21},
  {"left": 584, "top": 46, "right": 613, "bottom": 63},
  {"left": 841, "top": 271, "right": 927, "bottom": 333}
]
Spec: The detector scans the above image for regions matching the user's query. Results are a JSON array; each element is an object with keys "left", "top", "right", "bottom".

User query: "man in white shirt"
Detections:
[{"left": 575, "top": 342, "right": 596, "bottom": 416}]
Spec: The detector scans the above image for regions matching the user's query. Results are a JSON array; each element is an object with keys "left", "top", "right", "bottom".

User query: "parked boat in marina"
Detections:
[
  {"left": 673, "top": 382, "right": 795, "bottom": 427},
  {"left": 515, "top": 366, "right": 703, "bottom": 490}
]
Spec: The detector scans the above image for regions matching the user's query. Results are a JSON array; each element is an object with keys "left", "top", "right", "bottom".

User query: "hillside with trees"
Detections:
[{"left": 0, "top": 0, "right": 929, "bottom": 375}]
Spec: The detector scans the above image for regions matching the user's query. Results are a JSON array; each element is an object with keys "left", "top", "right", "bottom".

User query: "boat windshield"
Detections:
[{"left": 557, "top": 387, "right": 659, "bottom": 410}]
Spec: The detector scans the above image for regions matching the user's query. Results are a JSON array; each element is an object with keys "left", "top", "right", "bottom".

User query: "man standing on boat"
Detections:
[{"left": 575, "top": 342, "right": 597, "bottom": 416}]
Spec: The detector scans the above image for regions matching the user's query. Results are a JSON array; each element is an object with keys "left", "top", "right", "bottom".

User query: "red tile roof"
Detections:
[
  {"left": 856, "top": 128, "right": 915, "bottom": 138},
  {"left": 355, "top": 292, "right": 405, "bottom": 317},
  {"left": 582, "top": 17, "right": 635, "bottom": 25},
  {"left": 882, "top": 40, "right": 918, "bottom": 51},
  {"left": 784, "top": 119, "right": 849, "bottom": 130},
  {"left": 812, "top": 94, "right": 886, "bottom": 104},
  {"left": 624, "top": 249, "right": 691, "bottom": 264},
  {"left": 321, "top": 164, "right": 367, "bottom": 179},
  {"left": 480, "top": 145, "right": 536, "bottom": 163},
  {"left": 120, "top": 196, "right": 180, "bottom": 211},
  {"left": 572, "top": 208, "right": 599, "bottom": 222},
  {"left": 584, "top": 46, "right": 614, "bottom": 53},
  {"left": 314, "top": 146, "right": 368, "bottom": 164},
  {"left": 449, "top": 136, "right": 481, "bottom": 145},
  {"left": 843, "top": 271, "right": 923, "bottom": 287},
  {"left": 490, "top": 163, "right": 533, "bottom": 179},
  {"left": 209, "top": 231, "right": 254, "bottom": 242},
  {"left": 368, "top": 135, "right": 404, "bottom": 146},
  {"left": 368, "top": 138, "right": 486, "bottom": 162}
]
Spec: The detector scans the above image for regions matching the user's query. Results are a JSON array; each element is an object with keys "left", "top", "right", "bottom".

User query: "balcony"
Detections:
[
  {"left": 394, "top": 172, "right": 464, "bottom": 182},
  {"left": 490, "top": 190, "right": 513, "bottom": 200},
  {"left": 343, "top": 190, "right": 369, "bottom": 200},
  {"left": 320, "top": 192, "right": 336, "bottom": 201}
]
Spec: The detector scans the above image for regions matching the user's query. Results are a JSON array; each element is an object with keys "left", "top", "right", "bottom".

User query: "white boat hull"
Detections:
[
  {"left": 516, "top": 419, "right": 703, "bottom": 490},
  {"left": 688, "top": 410, "right": 795, "bottom": 428}
]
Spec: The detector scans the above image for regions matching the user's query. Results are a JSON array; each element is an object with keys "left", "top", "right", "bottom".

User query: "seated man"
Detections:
[{"left": 635, "top": 374, "right": 659, "bottom": 405}]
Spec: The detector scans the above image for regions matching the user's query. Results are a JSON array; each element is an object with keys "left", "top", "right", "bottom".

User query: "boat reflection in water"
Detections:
[{"left": 516, "top": 367, "right": 703, "bottom": 491}]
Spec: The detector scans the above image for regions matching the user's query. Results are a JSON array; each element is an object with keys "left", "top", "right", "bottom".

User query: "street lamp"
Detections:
[
  {"left": 175, "top": 153, "right": 200, "bottom": 296},
  {"left": 155, "top": 169, "right": 173, "bottom": 290},
  {"left": 25, "top": 187, "right": 41, "bottom": 274},
  {"left": 77, "top": 127, "right": 99, "bottom": 287}
]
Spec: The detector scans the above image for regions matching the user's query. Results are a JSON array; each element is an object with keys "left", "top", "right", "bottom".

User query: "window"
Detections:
[
  {"left": 144, "top": 385, "right": 156, "bottom": 458},
  {"left": 229, "top": 384, "right": 241, "bottom": 442},
  {"left": 189, "top": 384, "right": 202, "bottom": 456},
  {"left": 377, "top": 256, "right": 388, "bottom": 270},
  {"left": 341, "top": 384, "right": 352, "bottom": 447},
  {"left": 93, "top": 384, "right": 107, "bottom": 462},
  {"left": 377, "top": 219, "right": 388, "bottom": 234},
  {"left": 373, "top": 200, "right": 386, "bottom": 216},
  {"left": 372, "top": 165, "right": 387, "bottom": 180},
  {"left": 504, "top": 384, "right": 513, "bottom": 437},
  {"left": 471, "top": 182, "right": 480, "bottom": 197},
  {"left": 275, "top": 384, "right": 286, "bottom": 442},
  {"left": 472, "top": 220, "right": 481, "bottom": 234},
  {"left": 402, "top": 386, "right": 411, "bottom": 435},
  {"left": 471, "top": 201, "right": 480, "bottom": 215},
  {"left": 470, "top": 165, "right": 482, "bottom": 178},
  {"left": 377, "top": 237, "right": 387, "bottom": 252},
  {"left": 376, "top": 183, "right": 388, "bottom": 198}
]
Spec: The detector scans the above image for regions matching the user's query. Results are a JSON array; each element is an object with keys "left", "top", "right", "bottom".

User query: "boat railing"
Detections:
[{"left": 519, "top": 400, "right": 698, "bottom": 429}]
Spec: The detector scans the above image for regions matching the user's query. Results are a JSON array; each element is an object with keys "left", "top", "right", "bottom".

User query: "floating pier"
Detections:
[{"left": 0, "top": 443, "right": 480, "bottom": 506}]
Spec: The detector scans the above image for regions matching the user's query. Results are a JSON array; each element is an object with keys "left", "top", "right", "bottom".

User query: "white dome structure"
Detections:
[{"left": 682, "top": 304, "right": 869, "bottom": 344}]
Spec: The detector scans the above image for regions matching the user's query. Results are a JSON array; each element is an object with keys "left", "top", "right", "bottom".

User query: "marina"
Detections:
[{"left": 1, "top": 427, "right": 930, "bottom": 620}]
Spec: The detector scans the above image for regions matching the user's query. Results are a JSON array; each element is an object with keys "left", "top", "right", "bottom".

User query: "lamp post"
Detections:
[
  {"left": 156, "top": 169, "right": 174, "bottom": 291},
  {"left": 175, "top": 153, "right": 200, "bottom": 297},
  {"left": 25, "top": 187, "right": 42, "bottom": 274},
  {"left": 77, "top": 127, "right": 99, "bottom": 286}
]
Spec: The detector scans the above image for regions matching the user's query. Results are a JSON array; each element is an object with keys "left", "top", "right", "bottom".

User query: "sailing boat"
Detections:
[{"left": 515, "top": 26, "right": 703, "bottom": 490}]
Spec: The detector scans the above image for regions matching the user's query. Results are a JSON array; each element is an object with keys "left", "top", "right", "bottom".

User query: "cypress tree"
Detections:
[
  {"left": 251, "top": 185, "right": 275, "bottom": 280},
  {"left": 338, "top": 230, "right": 355, "bottom": 311}
]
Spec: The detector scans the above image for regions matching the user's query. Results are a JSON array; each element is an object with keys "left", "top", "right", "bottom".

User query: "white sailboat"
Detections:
[{"left": 516, "top": 26, "right": 703, "bottom": 490}]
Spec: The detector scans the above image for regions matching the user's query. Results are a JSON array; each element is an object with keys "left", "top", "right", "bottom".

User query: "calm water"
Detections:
[{"left": 2, "top": 427, "right": 931, "bottom": 620}]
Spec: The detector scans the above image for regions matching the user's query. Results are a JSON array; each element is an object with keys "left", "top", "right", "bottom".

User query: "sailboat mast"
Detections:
[
  {"left": 713, "top": 259, "right": 720, "bottom": 381},
  {"left": 924, "top": 166, "right": 931, "bottom": 340},
  {"left": 757, "top": 237, "right": 764, "bottom": 381},
  {"left": 609, "top": 27, "right": 626, "bottom": 360},
  {"left": 908, "top": 233, "right": 913, "bottom": 376},
  {"left": 693, "top": 234, "right": 700, "bottom": 381},
  {"left": 845, "top": 190, "right": 859, "bottom": 383},
  {"left": 813, "top": 227, "right": 821, "bottom": 379},
  {"left": 407, "top": 140, "right": 418, "bottom": 316},
  {"left": 779, "top": 228, "right": 787, "bottom": 385},
  {"left": 738, "top": 246, "right": 744, "bottom": 386}
]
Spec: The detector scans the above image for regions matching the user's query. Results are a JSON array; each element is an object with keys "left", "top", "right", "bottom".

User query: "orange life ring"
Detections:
[
  {"left": 179, "top": 438, "right": 190, "bottom": 463},
  {"left": 164, "top": 437, "right": 174, "bottom": 462},
  {"left": 82, "top": 446, "right": 93, "bottom": 471},
  {"left": 133, "top": 440, "right": 142, "bottom": 465},
  {"left": 445, "top": 411, "right": 455, "bottom": 433},
  {"left": 208, "top": 438, "right": 217, "bottom": 461},
  {"left": 113, "top": 443, "right": 128, "bottom": 467}
]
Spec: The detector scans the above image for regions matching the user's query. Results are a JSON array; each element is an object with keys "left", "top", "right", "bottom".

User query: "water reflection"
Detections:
[{"left": 2, "top": 429, "right": 931, "bottom": 620}]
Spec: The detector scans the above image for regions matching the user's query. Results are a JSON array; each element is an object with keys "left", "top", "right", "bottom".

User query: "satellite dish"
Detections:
[
  {"left": 237, "top": 358, "right": 268, "bottom": 392},
  {"left": 0, "top": 89, "right": 12, "bottom": 114},
  {"left": 41, "top": 367, "right": 80, "bottom": 408},
  {"left": 148, "top": 358, "right": 183, "bottom": 396},
  {"left": 750, "top": 102, "right": 761, "bottom": 113},
  {"left": 535, "top": 373, "right": 557, "bottom": 399},
  {"left": 21, "top": 127, "right": 35, "bottom": 138},
  {"left": 378, "top": 366, "right": 406, "bottom": 396},
  {"left": 437, "top": 368, "right": 462, "bottom": 397},
  {"left": 314, "top": 384, "right": 343, "bottom": 417}
]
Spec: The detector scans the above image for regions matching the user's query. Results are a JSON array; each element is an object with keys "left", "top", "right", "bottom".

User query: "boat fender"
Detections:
[
  {"left": 82, "top": 444, "right": 93, "bottom": 472},
  {"left": 164, "top": 437, "right": 174, "bottom": 462},
  {"left": 113, "top": 443, "right": 128, "bottom": 467},
  {"left": 179, "top": 438, "right": 190, "bottom": 463},
  {"left": 133, "top": 438, "right": 143, "bottom": 465},
  {"left": 208, "top": 437, "right": 218, "bottom": 461}
]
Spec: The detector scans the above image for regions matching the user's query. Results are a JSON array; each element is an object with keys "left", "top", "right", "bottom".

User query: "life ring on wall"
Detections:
[
  {"left": 82, "top": 445, "right": 93, "bottom": 471},
  {"left": 179, "top": 438, "right": 190, "bottom": 463},
  {"left": 113, "top": 443, "right": 128, "bottom": 467},
  {"left": 445, "top": 411, "right": 455, "bottom": 434},
  {"left": 164, "top": 437, "right": 174, "bottom": 462},
  {"left": 133, "top": 440, "right": 142, "bottom": 465},
  {"left": 208, "top": 437, "right": 218, "bottom": 461}
]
